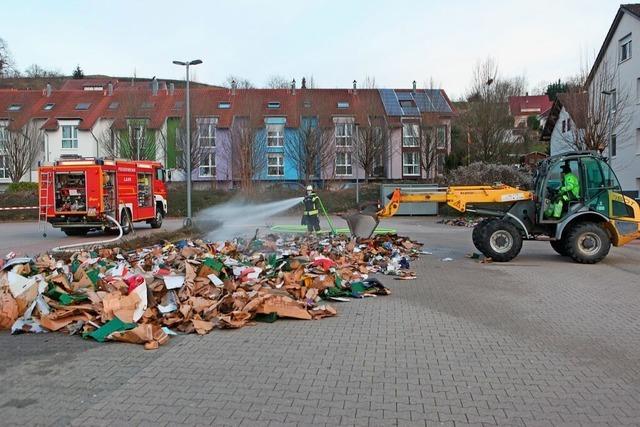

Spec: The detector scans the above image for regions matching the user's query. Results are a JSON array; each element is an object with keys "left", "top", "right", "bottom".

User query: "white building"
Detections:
[
  {"left": 587, "top": 3, "right": 640, "bottom": 197},
  {"left": 542, "top": 93, "right": 587, "bottom": 156}
]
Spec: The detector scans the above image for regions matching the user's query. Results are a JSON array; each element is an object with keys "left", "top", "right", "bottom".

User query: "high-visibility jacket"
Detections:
[
  {"left": 303, "top": 193, "right": 320, "bottom": 216},
  {"left": 560, "top": 172, "right": 580, "bottom": 200}
]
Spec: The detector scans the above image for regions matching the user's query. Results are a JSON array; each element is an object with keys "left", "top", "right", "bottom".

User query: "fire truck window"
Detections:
[
  {"left": 55, "top": 172, "right": 87, "bottom": 212},
  {"left": 156, "top": 168, "right": 165, "bottom": 182},
  {"left": 138, "top": 173, "right": 153, "bottom": 207}
]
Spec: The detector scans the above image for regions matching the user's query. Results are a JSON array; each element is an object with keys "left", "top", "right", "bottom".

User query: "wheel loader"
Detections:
[{"left": 346, "top": 152, "right": 640, "bottom": 264}]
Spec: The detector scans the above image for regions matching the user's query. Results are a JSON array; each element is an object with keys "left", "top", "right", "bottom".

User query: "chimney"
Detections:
[
  {"left": 107, "top": 81, "right": 113, "bottom": 96},
  {"left": 231, "top": 79, "right": 237, "bottom": 95},
  {"left": 525, "top": 91, "right": 529, "bottom": 97},
  {"left": 151, "top": 78, "right": 159, "bottom": 96},
  {"left": 353, "top": 80, "right": 357, "bottom": 95},
  {"left": 291, "top": 79, "right": 296, "bottom": 95},
  {"left": 169, "top": 82, "right": 175, "bottom": 96},
  {"left": 412, "top": 80, "right": 417, "bottom": 92},
  {"left": 45, "top": 83, "right": 52, "bottom": 97},
  {"left": 301, "top": 77, "right": 307, "bottom": 89}
]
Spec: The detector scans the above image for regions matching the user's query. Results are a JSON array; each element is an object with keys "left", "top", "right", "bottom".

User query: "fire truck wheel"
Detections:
[
  {"left": 150, "top": 208, "right": 163, "bottom": 229},
  {"left": 62, "top": 228, "right": 88, "bottom": 237},
  {"left": 120, "top": 210, "right": 133, "bottom": 235}
]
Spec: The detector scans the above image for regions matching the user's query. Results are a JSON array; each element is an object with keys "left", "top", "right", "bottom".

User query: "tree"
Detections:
[
  {"left": 24, "top": 64, "right": 62, "bottom": 78},
  {"left": 354, "top": 116, "right": 389, "bottom": 183},
  {"left": 224, "top": 75, "right": 254, "bottom": 89},
  {"left": 265, "top": 74, "right": 290, "bottom": 89},
  {"left": 416, "top": 117, "right": 441, "bottom": 182},
  {"left": 545, "top": 79, "right": 568, "bottom": 101},
  {"left": 1, "top": 121, "right": 43, "bottom": 183},
  {"left": 175, "top": 96, "right": 217, "bottom": 184},
  {"left": 560, "top": 63, "right": 630, "bottom": 153},
  {"left": 286, "top": 120, "right": 334, "bottom": 184},
  {"left": 460, "top": 57, "right": 526, "bottom": 163},
  {"left": 0, "top": 37, "right": 16, "bottom": 77},
  {"left": 72, "top": 65, "right": 84, "bottom": 79}
]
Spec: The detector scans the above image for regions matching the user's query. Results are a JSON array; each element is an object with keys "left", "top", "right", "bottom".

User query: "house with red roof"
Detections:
[{"left": 508, "top": 94, "right": 553, "bottom": 128}]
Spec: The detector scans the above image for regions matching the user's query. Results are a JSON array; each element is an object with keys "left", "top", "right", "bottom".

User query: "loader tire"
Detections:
[
  {"left": 550, "top": 239, "right": 568, "bottom": 256},
  {"left": 472, "top": 218, "right": 496, "bottom": 252},
  {"left": 477, "top": 219, "right": 522, "bottom": 262},
  {"left": 565, "top": 222, "right": 610, "bottom": 264}
]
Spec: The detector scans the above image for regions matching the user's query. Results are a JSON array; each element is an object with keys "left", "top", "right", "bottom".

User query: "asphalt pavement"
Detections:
[{"left": 1, "top": 216, "right": 640, "bottom": 426}]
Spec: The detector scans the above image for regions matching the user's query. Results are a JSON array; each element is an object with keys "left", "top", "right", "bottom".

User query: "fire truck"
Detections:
[{"left": 38, "top": 156, "right": 168, "bottom": 236}]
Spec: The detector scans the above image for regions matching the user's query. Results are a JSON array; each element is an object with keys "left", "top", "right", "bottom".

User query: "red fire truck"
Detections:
[{"left": 39, "top": 156, "right": 168, "bottom": 236}]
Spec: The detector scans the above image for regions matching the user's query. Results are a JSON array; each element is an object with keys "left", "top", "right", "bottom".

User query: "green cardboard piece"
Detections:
[
  {"left": 203, "top": 258, "right": 224, "bottom": 273},
  {"left": 86, "top": 269, "right": 100, "bottom": 286},
  {"left": 59, "top": 293, "right": 89, "bottom": 305},
  {"left": 83, "top": 317, "right": 137, "bottom": 342}
]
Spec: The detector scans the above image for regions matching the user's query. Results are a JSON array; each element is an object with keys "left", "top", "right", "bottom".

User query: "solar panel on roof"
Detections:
[
  {"left": 378, "top": 89, "right": 403, "bottom": 116},
  {"left": 396, "top": 91, "right": 414, "bottom": 101}
]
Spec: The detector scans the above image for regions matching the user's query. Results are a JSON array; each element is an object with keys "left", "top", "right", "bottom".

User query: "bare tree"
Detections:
[
  {"left": 224, "top": 75, "right": 254, "bottom": 89},
  {"left": 416, "top": 117, "right": 440, "bottom": 182},
  {"left": 354, "top": 116, "right": 389, "bottom": 183},
  {"left": 0, "top": 37, "right": 17, "bottom": 77},
  {"left": 1, "top": 120, "right": 43, "bottom": 183},
  {"left": 560, "top": 63, "right": 630, "bottom": 153},
  {"left": 286, "top": 121, "right": 334, "bottom": 184},
  {"left": 265, "top": 74, "right": 290, "bottom": 89},
  {"left": 23, "top": 64, "right": 62, "bottom": 78},
  {"left": 98, "top": 90, "right": 166, "bottom": 161},
  {"left": 461, "top": 57, "right": 526, "bottom": 163}
]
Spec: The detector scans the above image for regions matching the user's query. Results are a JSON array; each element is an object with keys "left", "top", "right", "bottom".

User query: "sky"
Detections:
[{"left": 1, "top": 0, "right": 624, "bottom": 98}]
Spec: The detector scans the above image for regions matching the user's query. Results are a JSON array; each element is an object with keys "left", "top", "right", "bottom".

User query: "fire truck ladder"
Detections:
[{"left": 38, "top": 171, "right": 53, "bottom": 238}]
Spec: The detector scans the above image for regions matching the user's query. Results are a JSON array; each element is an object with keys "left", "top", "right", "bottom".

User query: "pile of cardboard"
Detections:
[
  {"left": 438, "top": 217, "right": 481, "bottom": 228},
  {"left": 0, "top": 233, "right": 421, "bottom": 349}
]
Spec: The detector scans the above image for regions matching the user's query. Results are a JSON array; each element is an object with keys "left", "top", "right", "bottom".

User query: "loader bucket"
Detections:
[{"left": 344, "top": 212, "right": 380, "bottom": 239}]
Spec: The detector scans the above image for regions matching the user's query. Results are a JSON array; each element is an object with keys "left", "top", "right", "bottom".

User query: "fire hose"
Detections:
[{"left": 51, "top": 215, "right": 123, "bottom": 252}]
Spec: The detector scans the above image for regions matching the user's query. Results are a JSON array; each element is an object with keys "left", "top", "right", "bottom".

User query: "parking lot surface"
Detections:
[{"left": 1, "top": 217, "right": 639, "bottom": 426}]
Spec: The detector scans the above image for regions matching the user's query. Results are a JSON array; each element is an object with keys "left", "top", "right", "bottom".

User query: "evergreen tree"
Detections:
[{"left": 72, "top": 65, "right": 84, "bottom": 79}]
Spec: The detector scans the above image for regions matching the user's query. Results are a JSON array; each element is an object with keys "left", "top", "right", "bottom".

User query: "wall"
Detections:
[{"left": 589, "top": 10, "right": 640, "bottom": 196}]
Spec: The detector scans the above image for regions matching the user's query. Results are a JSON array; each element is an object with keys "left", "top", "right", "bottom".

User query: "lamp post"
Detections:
[{"left": 172, "top": 59, "right": 202, "bottom": 227}]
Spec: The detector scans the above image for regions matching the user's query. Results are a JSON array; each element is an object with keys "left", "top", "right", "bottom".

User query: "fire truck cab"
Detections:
[{"left": 39, "top": 156, "right": 168, "bottom": 236}]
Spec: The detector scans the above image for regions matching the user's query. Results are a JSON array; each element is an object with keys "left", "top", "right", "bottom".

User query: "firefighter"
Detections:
[
  {"left": 545, "top": 164, "right": 580, "bottom": 218},
  {"left": 301, "top": 185, "right": 321, "bottom": 233}
]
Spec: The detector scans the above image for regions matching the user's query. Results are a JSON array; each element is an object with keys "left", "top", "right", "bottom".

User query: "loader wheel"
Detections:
[
  {"left": 472, "top": 218, "right": 496, "bottom": 252},
  {"left": 62, "top": 228, "right": 88, "bottom": 237},
  {"left": 150, "top": 208, "right": 163, "bottom": 229},
  {"left": 477, "top": 220, "right": 523, "bottom": 262},
  {"left": 565, "top": 222, "right": 610, "bottom": 264},
  {"left": 550, "top": 240, "right": 568, "bottom": 256},
  {"left": 120, "top": 210, "right": 133, "bottom": 235}
]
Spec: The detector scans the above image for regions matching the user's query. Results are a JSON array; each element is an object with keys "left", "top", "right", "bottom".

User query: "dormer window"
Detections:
[
  {"left": 218, "top": 102, "right": 231, "bottom": 109},
  {"left": 174, "top": 101, "right": 184, "bottom": 110},
  {"left": 75, "top": 103, "right": 91, "bottom": 110},
  {"left": 337, "top": 102, "right": 349, "bottom": 109},
  {"left": 7, "top": 104, "right": 21, "bottom": 111},
  {"left": 141, "top": 102, "right": 154, "bottom": 109},
  {"left": 267, "top": 101, "right": 281, "bottom": 109},
  {"left": 400, "top": 100, "right": 416, "bottom": 108},
  {"left": 108, "top": 102, "right": 119, "bottom": 110},
  {"left": 43, "top": 103, "right": 55, "bottom": 111}
]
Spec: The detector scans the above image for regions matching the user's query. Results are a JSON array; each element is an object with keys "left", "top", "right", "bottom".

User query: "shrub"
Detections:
[
  {"left": 447, "top": 162, "right": 532, "bottom": 189},
  {"left": 6, "top": 182, "right": 39, "bottom": 193}
]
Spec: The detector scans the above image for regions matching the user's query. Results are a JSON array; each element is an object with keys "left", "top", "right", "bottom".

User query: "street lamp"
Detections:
[{"left": 172, "top": 59, "right": 202, "bottom": 227}]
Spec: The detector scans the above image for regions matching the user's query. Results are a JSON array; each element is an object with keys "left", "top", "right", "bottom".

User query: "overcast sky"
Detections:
[{"left": 2, "top": 0, "right": 623, "bottom": 98}]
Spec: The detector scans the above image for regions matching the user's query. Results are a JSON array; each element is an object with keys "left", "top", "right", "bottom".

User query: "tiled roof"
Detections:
[{"left": 508, "top": 95, "right": 553, "bottom": 116}]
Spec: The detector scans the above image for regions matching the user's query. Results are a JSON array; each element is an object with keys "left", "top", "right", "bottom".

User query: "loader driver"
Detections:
[
  {"left": 545, "top": 164, "right": 580, "bottom": 219},
  {"left": 301, "top": 185, "right": 321, "bottom": 233}
]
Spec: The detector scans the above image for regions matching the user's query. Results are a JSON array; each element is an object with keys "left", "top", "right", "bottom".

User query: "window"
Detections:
[
  {"left": 337, "top": 102, "right": 349, "bottom": 109},
  {"left": 400, "top": 100, "right": 416, "bottom": 108},
  {"left": 267, "top": 153, "right": 284, "bottom": 176},
  {"left": 335, "top": 152, "right": 352, "bottom": 176},
  {"left": 173, "top": 101, "right": 184, "bottom": 110},
  {"left": 75, "top": 103, "right": 91, "bottom": 110},
  {"left": 611, "top": 89, "right": 617, "bottom": 112},
  {"left": 196, "top": 117, "right": 217, "bottom": 147},
  {"left": 43, "top": 103, "right": 55, "bottom": 111},
  {"left": 436, "top": 126, "right": 447, "bottom": 149},
  {"left": 267, "top": 101, "right": 280, "bottom": 109},
  {"left": 611, "top": 134, "right": 617, "bottom": 157},
  {"left": 108, "top": 102, "right": 119, "bottom": 110},
  {"left": 141, "top": 102, "right": 154, "bottom": 109},
  {"left": 0, "top": 125, "right": 8, "bottom": 145},
  {"left": 61, "top": 125, "right": 78, "bottom": 149},
  {"left": 620, "top": 35, "right": 632, "bottom": 62},
  {"left": 402, "top": 123, "right": 419, "bottom": 147},
  {"left": 7, "top": 104, "right": 21, "bottom": 111},
  {"left": 562, "top": 120, "right": 566, "bottom": 133},
  {"left": 199, "top": 152, "right": 216, "bottom": 177},
  {"left": 436, "top": 153, "right": 445, "bottom": 175},
  {"left": 0, "top": 154, "right": 7, "bottom": 179},
  {"left": 567, "top": 119, "right": 572, "bottom": 132},
  {"left": 83, "top": 85, "right": 103, "bottom": 91},
  {"left": 636, "top": 129, "right": 640, "bottom": 154},
  {"left": 218, "top": 102, "right": 231, "bottom": 109},
  {"left": 267, "top": 124, "right": 284, "bottom": 147},
  {"left": 403, "top": 152, "right": 419, "bottom": 176},
  {"left": 130, "top": 125, "right": 146, "bottom": 155},
  {"left": 335, "top": 123, "right": 353, "bottom": 147},
  {"left": 304, "top": 100, "right": 312, "bottom": 108}
]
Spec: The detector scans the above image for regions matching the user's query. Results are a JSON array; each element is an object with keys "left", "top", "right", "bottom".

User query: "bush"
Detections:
[
  {"left": 447, "top": 162, "right": 532, "bottom": 189},
  {"left": 6, "top": 182, "right": 39, "bottom": 193}
]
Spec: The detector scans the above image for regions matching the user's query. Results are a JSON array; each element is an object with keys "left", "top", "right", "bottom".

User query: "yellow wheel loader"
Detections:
[{"left": 346, "top": 152, "right": 640, "bottom": 264}]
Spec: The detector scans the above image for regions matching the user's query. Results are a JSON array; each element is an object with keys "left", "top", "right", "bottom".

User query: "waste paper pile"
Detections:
[
  {"left": 437, "top": 217, "right": 481, "bottom": 227},
  {"left": 0, "top": 233, "right": 421, "bottom": 349}
]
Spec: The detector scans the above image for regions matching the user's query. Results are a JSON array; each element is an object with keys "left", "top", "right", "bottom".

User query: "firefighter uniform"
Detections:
[{"left": 302, "top": 189, "right": 321, "bottom": 232}]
